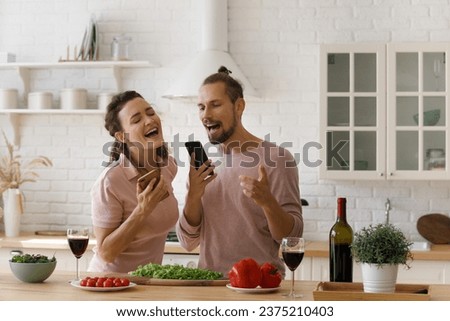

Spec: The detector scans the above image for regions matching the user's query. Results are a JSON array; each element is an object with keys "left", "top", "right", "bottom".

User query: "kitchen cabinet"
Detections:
[
  {"left": 291, "top": 243, "right": 450, "bottom": 285},
  {"left": 0, "top": 247, "right": 94, "bottom": 273},
  {"left": 320, "top": 43, "right": 450, "bottom": 180},
  {"left": 294, "top": 257, "right": 450, "bottom": 285},
  {"left": 162, "top": 253, "right": 199, "bottom": 268},
  {"left": 0, "top": 234, "right": 199, "bottom": 273},
  {"left": 0, "top": 247, "right": 199, "bottom": 273}
]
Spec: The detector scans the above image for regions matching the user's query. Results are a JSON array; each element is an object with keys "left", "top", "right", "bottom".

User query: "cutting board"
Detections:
[
  {"left": 417, "top": 213, "right": 450, "bottom": 244},
  {"left": 35, "top": 230, "right": 67, "bottom": 236},
  {"left": 105, "top": 273, "right": 229, "bottom": 286}
]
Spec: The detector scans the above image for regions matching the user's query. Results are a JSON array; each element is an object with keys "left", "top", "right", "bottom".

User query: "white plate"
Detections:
[
  {"left": 226, "top": 284, "right": 280, "bottom": 294},
  {"left": 70, "top": 280, "right": 137, "bottom": 292}
]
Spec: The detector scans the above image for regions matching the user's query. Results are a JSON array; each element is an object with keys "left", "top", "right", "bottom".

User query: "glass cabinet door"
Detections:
[
  {"left": 387, "top": 43, "right": 449, "bottom": 179},
  {"left": 320, "top": 44, "right": 386, "bottom": 180}
]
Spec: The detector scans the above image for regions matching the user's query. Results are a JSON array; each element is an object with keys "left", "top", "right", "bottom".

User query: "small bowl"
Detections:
[
  {"left": 9, "top": 260, "right": 57, "bottom": 283},
  {"left": 413, "top": 109, "right": 440, "bottom": 126}
]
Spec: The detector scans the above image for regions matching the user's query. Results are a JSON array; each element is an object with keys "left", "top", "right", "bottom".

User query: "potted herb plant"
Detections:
[
  {"left": 351, "top": 223, "right": 413, "bottom": 293},
  {"left": 0, "top": 131, "right": 52, "bottom": 236}
]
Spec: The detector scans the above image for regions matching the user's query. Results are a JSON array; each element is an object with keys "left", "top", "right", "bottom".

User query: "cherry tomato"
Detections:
[
  {"left": 87, "top": 279, "right": 97, "bottom": 287},
  {"left": 97, "top": 277, "right": 107, "bottom": 284},
  {"left": 114, "top": 279, "right": 123, "bottom": 287},
  {"left": 103, "top": 279, "right": 114, "bottom": 287},
  {"left": 120, "top": 278, "right": 130, "bottom": 286},
  {"left": 80, "top": 279, "right": 88, "bottom": 286}
]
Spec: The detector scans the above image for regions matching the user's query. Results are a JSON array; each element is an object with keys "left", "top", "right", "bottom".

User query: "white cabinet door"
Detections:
[
  {"left": 298, "top": 258, "right": 449, "bottom": 284},
  {"left": 386, "top": 43, "right": 450, "bottom": 180},
  {"left": 162, "top": 254, "right": 199, "bottom": 268},
  {"left": 320, "top": 44, "right": 386, "bottom": 180},
  {"left": 321, "top": 43, "right": 450, "bottom": 181}
]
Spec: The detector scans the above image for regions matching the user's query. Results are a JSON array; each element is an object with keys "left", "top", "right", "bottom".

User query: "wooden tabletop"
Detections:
[
  {"left": 0, "top": 271, "right": 313, "bottom": 301},
  {"left": 1, "top": 271, "right": 450, "bottom": 301}
]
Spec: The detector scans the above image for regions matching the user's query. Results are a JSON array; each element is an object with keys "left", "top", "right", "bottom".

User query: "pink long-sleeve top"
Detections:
[
  {"left": 176, "top": 141, "right": 303, "bottom": 276},
  {"left": 88, "top": 153, "right": 179, "bottom": 273}
]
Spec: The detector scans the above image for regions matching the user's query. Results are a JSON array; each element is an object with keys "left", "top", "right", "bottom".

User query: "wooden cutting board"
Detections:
[
  {"left": 417, "top": 213, "right": 450, "bottom": 244},
  {"left": 35, "top": 230, "right": 67, "bottom": 236},
  {"left": 105, "top": 273, "right": 229, "bottom": 286}
]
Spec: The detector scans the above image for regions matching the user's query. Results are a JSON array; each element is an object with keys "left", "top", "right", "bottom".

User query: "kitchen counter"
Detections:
[
  {"left": 1, "top": 234, "right": 448, "bottom": 261},
  {"left": 1, "top": 271, "right": 450, "bottom": 301},
  {"left": 305, "top": 241, "right": 450, "bottom": 261},
  {"left": 0, "top": 232, "right": 198, "bottom": 255}
]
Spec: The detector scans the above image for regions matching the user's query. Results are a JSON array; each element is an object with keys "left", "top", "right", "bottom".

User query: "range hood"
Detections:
[{"left": 162, "top": 0, "right": 258, "bottom": 100}]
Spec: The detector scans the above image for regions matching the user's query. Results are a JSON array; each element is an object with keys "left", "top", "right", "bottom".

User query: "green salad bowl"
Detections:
[{"left": 9, "top": 260, "right": 57, "bottom": 283}]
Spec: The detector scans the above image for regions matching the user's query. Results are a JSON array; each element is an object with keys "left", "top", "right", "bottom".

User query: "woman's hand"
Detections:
[{"left": 136, "top": 176, "right": 169, "bottom": 213}]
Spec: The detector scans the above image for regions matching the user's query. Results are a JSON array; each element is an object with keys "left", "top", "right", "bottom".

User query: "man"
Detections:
[{"left": 176, "top": 66, "right": 303, "bottom": 276}]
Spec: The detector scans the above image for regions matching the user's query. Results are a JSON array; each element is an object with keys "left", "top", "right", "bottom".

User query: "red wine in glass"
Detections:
[
  {"left": 282, "top": 252, "right": 304, "bottom": 271},
  {"left": 281, "top": 237, "right": 305, "bottom": 298},
  {"left": 68, "top": 237, "right": 89, "bottom": 258},
  {"left": 67, "top": 228, "right": 89, "bottom": 281}
]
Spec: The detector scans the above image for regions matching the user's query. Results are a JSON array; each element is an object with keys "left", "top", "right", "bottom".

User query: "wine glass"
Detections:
[
  {"left": 281, "top": 237, "right": 305, "bottom": 298},
  {"left": 67, "top": 228, "right": 90, "bottom": 281}
]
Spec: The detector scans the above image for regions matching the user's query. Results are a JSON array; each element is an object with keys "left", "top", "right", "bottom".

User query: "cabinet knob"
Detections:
[
  {"left": 389, "top": 172, "right": 393, "bottom": 176},
  {"left": 10, "top": 250, "right": 23, "bottom": 256},
  {"left": 186, "top": 261, "right": 197, "bottom": 268},
  {"left": 380, "top": 172, "right": 384, "bottom": 177}
]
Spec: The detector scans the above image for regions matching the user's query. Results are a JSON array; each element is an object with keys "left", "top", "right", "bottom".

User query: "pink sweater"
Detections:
[
  {"left": 177, "top": 142, "right": 303, "bottom": 276},
  {"left": 88, "top": 154, "right": 179, "bottom": 273}
]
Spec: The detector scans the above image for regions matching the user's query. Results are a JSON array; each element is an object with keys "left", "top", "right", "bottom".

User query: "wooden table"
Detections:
[{"left": 1, "top": 271, "right": 450, "bottom": 301}]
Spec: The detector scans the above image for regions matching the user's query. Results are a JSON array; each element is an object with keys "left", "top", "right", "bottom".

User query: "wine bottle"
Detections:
[{"left": 329, "top": 197, "right": 353, "bottom": 282}]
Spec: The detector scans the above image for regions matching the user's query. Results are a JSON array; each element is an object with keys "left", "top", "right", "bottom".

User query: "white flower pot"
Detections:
[
  {"left": 2, "top": 188, "right": 23, "bottom": 237},
  {"left": 361, "top": 263, "right": 399, "bottom": 293}
]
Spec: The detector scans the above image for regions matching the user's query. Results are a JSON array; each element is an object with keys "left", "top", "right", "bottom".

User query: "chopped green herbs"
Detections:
[
  {"left": 11, "top": 254, "right": 56, "bottom": 263},
  {"left": 131, "top": 263, "right": 223, "bottom": 280}
]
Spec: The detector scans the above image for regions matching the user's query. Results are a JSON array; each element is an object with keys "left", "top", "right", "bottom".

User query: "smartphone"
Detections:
[
  {"left": 185, "top": 141, "right": 214, "bottom": 174},
  {"left": 137, "top": 169, "right": 161, "bottom": 190},
  {"left": 137, "top": 169, "right": 170, "bottom": 199}
]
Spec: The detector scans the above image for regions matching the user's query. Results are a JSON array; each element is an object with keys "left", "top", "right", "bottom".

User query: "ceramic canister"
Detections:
[
  {"left": 0, "top": 88, "right": 19, "bottom": 109},
  {"left": 60, "top": 88, "right": 87, "bottom": 110},
  {"left": 28, "top": 91, "right": 53, "bottom": 110},
  {"left": 97, "top": 92, "right": 115, "bottom": 111}
]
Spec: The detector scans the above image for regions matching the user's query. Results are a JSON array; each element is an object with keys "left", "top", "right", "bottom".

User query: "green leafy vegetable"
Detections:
[
  {"left": 131, "top": 263, "right": 223, "bottom": 280},
  {"left": 11, "top": 254, "right": 56, "bottom": 263}
]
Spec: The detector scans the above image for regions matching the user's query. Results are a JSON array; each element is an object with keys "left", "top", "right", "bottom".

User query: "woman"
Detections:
[{"left": 88, "top": 90, "right": 179, "bottom": 273}]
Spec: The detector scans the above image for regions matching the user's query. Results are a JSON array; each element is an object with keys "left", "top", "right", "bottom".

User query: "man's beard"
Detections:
[{"left": 208, "top": 118, "right": 237, "bottom": 145}]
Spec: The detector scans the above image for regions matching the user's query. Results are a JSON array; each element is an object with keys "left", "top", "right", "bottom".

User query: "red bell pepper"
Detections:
[
  {"left": 259, "top": 262, "right": 282, "bottom": 288},
  {"left": 228, "top": 258, "right": 261, "bottom": 288}
]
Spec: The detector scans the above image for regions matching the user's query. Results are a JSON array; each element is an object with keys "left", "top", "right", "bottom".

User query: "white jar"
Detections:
[
  {"left": 97, "top": 92, "right": 115, "bottom": 111},
  {"left": 28, "top": 91, "right": 53, "bottom": 110},
  {"left": 0, "top": 88, "right": 19, "bottom": 109},
  {"left": 60, "top": 88, "right": 87, "bottom": 110}
]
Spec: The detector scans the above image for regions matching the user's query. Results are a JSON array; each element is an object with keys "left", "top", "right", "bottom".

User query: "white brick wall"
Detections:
[{"left": 1, "top": 0, "right": 450, "bottom": 242}]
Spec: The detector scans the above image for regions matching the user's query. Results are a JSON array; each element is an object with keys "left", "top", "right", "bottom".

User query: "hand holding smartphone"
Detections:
[
  {"left": 185, "top": 141, "right": 214, "bottom": 175},
  {"left": 137, "top": 169, "right": 169, "bottom": 199},
  {"left": 137, "top": 169, "right": 161, "bottom": 190}
]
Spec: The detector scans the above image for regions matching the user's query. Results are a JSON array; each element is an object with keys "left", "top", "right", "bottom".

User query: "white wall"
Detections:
[{"left": 1, "top": 0, "right": 450, "bottom": 242}]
